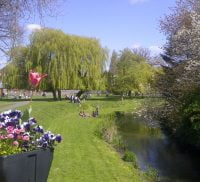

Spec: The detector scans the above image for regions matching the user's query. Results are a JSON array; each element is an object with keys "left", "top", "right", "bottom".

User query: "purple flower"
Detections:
[
  {"left": 23, "top": 122, "right": 31, "bottom": 131},
  {"left": 55, "top": 134, "right": 62, "bottom": 143},
  {"left": 0, "top": 109, "right": 62, "bottom": 152},
  {"left": 33, "top": 125, "right": 44, "bottom": 133},
  {"left": 43, "top": 132, "right": 50, "bottom": 141},
  {"left": 42, "top": 141, "right": 48, "bottom": 148},
  {"left": 28, "top": 118, "right": 37, "bottom": 125},
  {"left": 9, "top": 110, "right": 22, "bottom": 118}
]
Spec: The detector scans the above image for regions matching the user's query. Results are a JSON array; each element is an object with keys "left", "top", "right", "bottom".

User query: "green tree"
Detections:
[
  {"left": 1, "top": 46, "right": 28, "bottom": 89},
  {"left": 107, "top": 50, "right": 118, "bottom": 92},
  {"left": 26, "top": 28, "right": 108, "bottom": 100},
  {"left": 157, "top": 0, "right": 200, "bottom": 149},
  {"left": 113, "top": 48, "right": 156, "bottom": 99}
]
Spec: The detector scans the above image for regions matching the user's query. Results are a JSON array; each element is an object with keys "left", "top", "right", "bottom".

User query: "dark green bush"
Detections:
[{"left": 122, "top": 151, "right": 138, "bottom": 168}]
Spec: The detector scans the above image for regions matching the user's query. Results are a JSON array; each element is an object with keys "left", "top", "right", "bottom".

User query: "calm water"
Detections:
[{"left": 118, "top": 114, "right": 200, "bottom": 182}]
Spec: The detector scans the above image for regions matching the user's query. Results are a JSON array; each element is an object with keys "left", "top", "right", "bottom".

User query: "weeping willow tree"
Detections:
[
  {"left": 26, "top": 28, "right": 108, "bottom": 100},
  {"left": 1, "top": 46, "right": 28, "bottom": 89}
]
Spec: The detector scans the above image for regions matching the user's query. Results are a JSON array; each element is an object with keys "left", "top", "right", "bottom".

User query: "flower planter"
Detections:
[{"left": 0, "top": 148, "right": 53, "bottom": 182}]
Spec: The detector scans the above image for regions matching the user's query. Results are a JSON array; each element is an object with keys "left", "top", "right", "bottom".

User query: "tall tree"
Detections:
[
  {"left": 112, "top": 48, "right": 156, "bottom": 98},
  {"left": 26, "top": 28, "right": 107, "bottom": 100},
  {"left": 157, "top": 0, "right": 200, "bottom": 149},
  {"left": 109, "top": 50, "right": 118, "bottom": 75},
  {"left": 107, "top": 50, "right": 118, "bottom": 92},
  {"left": 1, "top": 46, "right": 28, "bottom": 89}
]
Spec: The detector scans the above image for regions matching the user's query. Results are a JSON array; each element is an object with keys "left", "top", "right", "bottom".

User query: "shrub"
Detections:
[{"left": 122, "top": 151, "right": 138, "bottom": 168}]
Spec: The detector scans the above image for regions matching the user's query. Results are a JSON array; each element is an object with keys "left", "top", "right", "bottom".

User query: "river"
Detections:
[{"left": 117, "top": 113, "right": 200, "bottom": 182}]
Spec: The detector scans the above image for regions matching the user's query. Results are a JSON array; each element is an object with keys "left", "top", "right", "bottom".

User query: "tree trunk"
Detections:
[
  {"left": 57, "top": 90, "right": 61, "bottom": 101},
  {"left": 52, "top": 90, "right": 57, "bottom": 100},
  {"left": 128, "top": 90, "right": 132, "bottom": 97}
]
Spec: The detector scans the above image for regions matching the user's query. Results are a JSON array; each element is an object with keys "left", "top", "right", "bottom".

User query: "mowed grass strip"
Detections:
[{"left": 20, "top": 97, "right": 143, "bottom": 182}]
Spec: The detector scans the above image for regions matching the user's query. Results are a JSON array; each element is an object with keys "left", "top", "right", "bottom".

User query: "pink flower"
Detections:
[
  {"left": 14, "top": 129, "right": 21, "bottom": 135},
  {"left": 0, "top": 124, "right": 3, "bottom": 129},
  {"left": 22, "top": 135, "right": 30, "bottom": 141},
  {"left": 0, "top": 135, "right": 6, "bottom": 139},
  {"left": 7, "top": 126, "right": 14, "bottom": 130},
  {"left": 17, "top": 135, "right": 22, "bottom": 140},
  {"left": 29, "top": 70, "right": 47, "bottom": 87},
  {"left": 13, "top": 141, "right": 19, "bottom": 147},
  {"left": 7, "top": 134, "right": 14, "bottom": 139},
  {"left": 19, "top": 128, "right": 25, "bottom": 133},
  {"left": 7, "top": 126, "right": 14, "bottom": 134}
]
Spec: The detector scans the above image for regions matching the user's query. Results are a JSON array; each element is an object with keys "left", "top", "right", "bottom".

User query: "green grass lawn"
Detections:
[{"left": 18, "top": 96, "right": 147, "bottom": 182}]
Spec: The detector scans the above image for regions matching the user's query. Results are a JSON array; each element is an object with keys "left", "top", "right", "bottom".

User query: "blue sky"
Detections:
[
  {"left": 27, "top": 0, "right": 175, "bottom": 55},
  {"left": 0, "top": 0, "right": 177, "bottom": 67}
]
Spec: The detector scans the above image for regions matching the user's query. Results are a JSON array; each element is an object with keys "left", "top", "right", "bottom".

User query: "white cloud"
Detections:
[
  {"left": 26, "top": 24, "right": 42, "bottom": 31},
  {"left": 129, "top": 0, "right": 149, "bottom": 5},
  {"left": 131, "top": 44, "right": 141, "bottom": 49},
  {"left": 149, "top": 45, "right": 163, "bottom": 55}
]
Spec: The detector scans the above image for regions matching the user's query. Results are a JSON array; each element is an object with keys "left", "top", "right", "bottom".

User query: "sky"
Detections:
[
  {"left": 26, "top": 0, "right": 176, "bottom": 55},
  {"left": 0, "top": 0, "right": 177, "bottom": 68}
]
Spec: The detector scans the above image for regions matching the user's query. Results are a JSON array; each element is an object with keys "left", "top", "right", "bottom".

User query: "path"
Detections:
[{"left": 0, "top": 101, "right": 30, "bottom": 112}]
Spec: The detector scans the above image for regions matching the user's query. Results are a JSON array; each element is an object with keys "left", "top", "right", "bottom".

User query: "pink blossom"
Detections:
[
  {"left": 7, "top": 126, "right": 14, "bottom": 130},
  {"left": 19, "top": 128, "right": 25, "bottom": 133},
  {"left": 7, "top": 134, "right": 14, "bottom": 139},
  {"left": 0, "top": 135, "right": 6, "bottom": 139},
  {"left": 7, "top": 126, "right": 14, "bottom": 134},
  {"left": 0, "top": 124, "right": 3, "bottom": 129},
  {"left": 14, "top": 129, "right": 21, "bottom": 135},
  {"left": 22, "top": 135, "right": 30, "bottom": 141},
  {"left": 13, "top": 141, "right": 19, "bottom": 147},
  {"left": 17, "top": 135, "right": 22, "bottom": 140}
]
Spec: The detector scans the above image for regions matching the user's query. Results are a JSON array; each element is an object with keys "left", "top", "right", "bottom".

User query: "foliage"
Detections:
[
  {"left": 157, "top": 0, "right": 200, "bottom": 150},
  {"left": 2, "top": 28, "right": 108, "bottom": 100},
  {"left": 160, "top": 0, "right": 200, "bottom": 61},
  {"left": 123, "top": 151, "right": 138, "bottom": 168},
  {"left": 109, "top": 48, "right": 157, "bottom": 95},
  {"left": 1, "top": 46, "right": 29, "bottom": 89},
  {"left": 26, "top": 28, "right": 107, "bottom": 91},
  {"left": 0, "top": 109, "right": 62, "bottom": 156}
]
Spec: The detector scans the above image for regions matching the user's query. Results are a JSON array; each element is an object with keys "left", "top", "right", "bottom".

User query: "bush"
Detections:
[{"left": 122, "top": 151, "right": 138, "bottom": 168}]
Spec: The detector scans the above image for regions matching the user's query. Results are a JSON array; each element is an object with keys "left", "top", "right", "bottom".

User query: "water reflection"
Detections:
[{"left": 118, "top": 113, "right": 200, "bottom": 182}]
